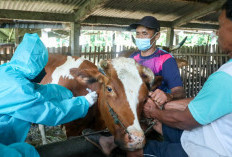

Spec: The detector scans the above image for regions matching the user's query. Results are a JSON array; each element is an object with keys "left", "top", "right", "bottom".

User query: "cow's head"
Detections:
[{"left": 73, "top": 57, "right": 155, "bottom": 150}]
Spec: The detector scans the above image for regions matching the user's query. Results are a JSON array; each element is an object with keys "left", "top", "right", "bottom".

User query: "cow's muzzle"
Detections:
[{"left": 115, "top": 130, "right": 145, "bottom": 151}]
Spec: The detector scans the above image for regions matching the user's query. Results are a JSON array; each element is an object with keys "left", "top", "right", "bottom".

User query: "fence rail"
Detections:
[{"left": 0, "top": 44, "right": 229, "bottom": 97}]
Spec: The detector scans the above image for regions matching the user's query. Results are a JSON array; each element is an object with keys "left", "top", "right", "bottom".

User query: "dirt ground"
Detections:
[
  {"left": 26, "top": 124, "right": 162, "bottom": 157},
  {"left": 26, "top": 124, "right": 126, "bottom": 157},
  {"left": 26, "top": 124, "right": 67, "bottom": 147}
]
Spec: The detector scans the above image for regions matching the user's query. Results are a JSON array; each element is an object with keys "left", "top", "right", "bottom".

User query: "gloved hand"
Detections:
[{"left": 85, "top": 91, "right": 98, "bottom": 107}]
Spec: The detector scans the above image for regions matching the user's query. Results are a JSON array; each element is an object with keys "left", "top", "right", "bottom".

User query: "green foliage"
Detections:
[
  {"left": 179, "top": 33, "right": 213, "bottom": 46},
  {"left": 157, "top": 32, "right": 166, "bottom": 46},
  {"left": 80, "top": 30, "right": 135, "bottom": 49},
  {"left": 80, "top": 29, "right": 216, "bottom": 48}
]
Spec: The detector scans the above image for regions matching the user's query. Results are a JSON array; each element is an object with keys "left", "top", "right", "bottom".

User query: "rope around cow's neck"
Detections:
[
  {"left": 107, "top": 102, "right": 130, "bottom": 135},
  {"left": 143, "top": 119, "right": 157, "bottom": 134},
  {"left": 78, "top": 129, "right": 109, "bottom": 138},
  {"left": 102, "top": 83, "right": 131, "bottom": 137},
  {"left": 79, "top": 88, "right": 156, "bottom": 139},
  {"left": 102, "top": 84, "right": 156, "bottom": 137}
]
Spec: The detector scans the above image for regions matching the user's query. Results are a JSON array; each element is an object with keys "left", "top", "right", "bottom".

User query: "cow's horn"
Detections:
[
  {"left": 98, "top": 67, "right": 106, "bottom": 76},
  {"left": 99, "top": 60, "right": 108, "bottom": 69},
  {"left": 98, "top": 60, "right": 108, "bottom": 75},
  {"left": 170, "top": 36, "right": 187, "bottom": 51},
  {"left": 142, "top": 66, "right": 155, "bottom": 88}
]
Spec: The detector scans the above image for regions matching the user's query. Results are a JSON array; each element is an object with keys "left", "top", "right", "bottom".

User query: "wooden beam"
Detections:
[
  {"left": 82, "top": 25, "right": 129, "bottom": 31},
  {"left": 0, "top": 22, "right": 67, "bottom": 29},
  {"left": 0, "top": 9, "right": 74, "bottom": 22},
  {"left": 74, "top": 0, "right": 109, "bottom": 22},
  {"left": 180, "top": 23, "right": 219, "bottom": 30},
  {"left": 172, "top": 0, "right": 226, "bottom": 27},
  {"left": 83, "top": 16, "right": 218, "bottom": 30},
  {"left": 172, "top": 0, "right": 207, "bottom": 3},
  {"left": 83, "top": 16, "right": 172, "bottom": 28}
]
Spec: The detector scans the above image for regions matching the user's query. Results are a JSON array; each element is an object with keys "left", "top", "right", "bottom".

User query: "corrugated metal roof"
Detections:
[
  {"left": 0, "top": 0, "right": 80, "bottom": 13},
  {"left": 92, "top": 0, "right": 208, "bottom": 21},
  {"left": 0, "top": 0, "right": 225, "bottom": 29}
]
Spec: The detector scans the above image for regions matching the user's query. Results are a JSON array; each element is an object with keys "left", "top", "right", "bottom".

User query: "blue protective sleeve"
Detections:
[
  {"left": 0, "top": 72, "right": 89, "bottom": 126},
  {"left": 0, "top": 143, "right": 39, "bottom": 157}
]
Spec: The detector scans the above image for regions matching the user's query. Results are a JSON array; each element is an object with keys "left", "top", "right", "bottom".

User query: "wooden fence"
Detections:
[
  {"left": 48, "top": 45, "right": 130, "bottom": 63},
  {"left": 172, "top": 45, "right": 229, "bottom": 97},
  {"left": 0, "top": 44, "right": 15, "bottom": 64},
  {"left": 0, "top": 44, "right": 229, "bottom": 97}
]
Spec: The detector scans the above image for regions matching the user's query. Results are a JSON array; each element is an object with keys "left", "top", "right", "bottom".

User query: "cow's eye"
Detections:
[{"left": 107, "top": 86, "right": 113, "bottom": 92}]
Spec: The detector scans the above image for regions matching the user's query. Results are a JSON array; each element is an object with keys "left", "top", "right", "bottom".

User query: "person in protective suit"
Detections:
[
  {"left": 0, "top": 142, "right": 39, "bottom": 157},
  {"left": 0, "top": 33, "right": 98, "bottom": 156}
]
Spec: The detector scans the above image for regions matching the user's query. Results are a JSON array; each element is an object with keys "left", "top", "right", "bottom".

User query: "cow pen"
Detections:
[
  {"left": 0, "top": 44, "right": 229, "bottom": 98},
  {"left": 0, "top": 44, "right": 229, "bottom": 157}
]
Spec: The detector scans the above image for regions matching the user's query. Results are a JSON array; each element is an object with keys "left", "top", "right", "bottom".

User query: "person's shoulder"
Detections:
[
  {"left": 157, "top": 48, "right": 170, "bottom": 54},
  {"left": 217, "top": 60, "right": 232, "bottom": 77},
  {"left": 1, "top": 66, "right": 29, "bottom": 87},
  {"left": 155, "top": 48, "right": 174, "bottom": 63},
  {"left": 157, "top": 48, "right": 173, "bottom": 58}
]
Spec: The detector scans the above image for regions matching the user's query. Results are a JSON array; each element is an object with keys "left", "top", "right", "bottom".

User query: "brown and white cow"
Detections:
[{"left": 40, "top": 54, "right": 156, "bottom": 150}]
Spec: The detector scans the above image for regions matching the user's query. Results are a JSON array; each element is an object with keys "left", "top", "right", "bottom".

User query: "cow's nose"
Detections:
[{"left": 126, "top": 130, "right": 145, "bottom": 149}]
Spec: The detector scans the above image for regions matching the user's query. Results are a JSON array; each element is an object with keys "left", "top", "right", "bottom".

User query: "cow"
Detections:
[{"left": 40, "top": 54, "right": 158, "bottom": 151}]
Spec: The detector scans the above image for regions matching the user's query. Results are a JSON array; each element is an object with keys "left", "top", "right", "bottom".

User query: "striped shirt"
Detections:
[{"left": 130, "top": 48, "right": 183, "bottom": 92}]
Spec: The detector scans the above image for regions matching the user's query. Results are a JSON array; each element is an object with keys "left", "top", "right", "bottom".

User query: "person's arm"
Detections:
[
  {"left": 149, "top": 86, "right": 186, "bottom": 108},
  {"left": 144, "top": 98, "right": 200, "bottom": 130},
  {"left": 163, "top": 57, "right": 186, "bottom": 99},
  {"left": 154, "top": 106, "right": 200, "bottom": 130},
  {"left": 0, "top": 143, "right": 39, "bottom": 157},
  {"left": 170, "top": 86, "right": 186, "bottom": 100},
  {"left": 164, "top": 97, "right": 194, "bottom": 111},
  {"left": 145, "top": 71, "right": 232, "bottom": 129},
  {"left": 0, "top": 80, "right": 94, "bottom": 126},
  {"left": 149, "top": 57, "right": 185, "bottom": 106}
]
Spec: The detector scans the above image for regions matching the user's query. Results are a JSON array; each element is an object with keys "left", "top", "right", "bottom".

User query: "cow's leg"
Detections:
[
  {"left": 61, "top": 125, "right": 66, "bottom": 136},
  {"left": 39, "top": 124, "right": 47, "bottom": 145}
]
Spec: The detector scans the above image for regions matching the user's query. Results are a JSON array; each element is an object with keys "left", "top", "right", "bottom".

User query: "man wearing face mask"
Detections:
[
  {"left": 130, "top": 16, "right": 185, "bottom": 106},
  {"left": 130, "top": 1, "right": 232, "bottom": 156},
  {"left": 129, "top": 16, "right": 186, "bottom": 134},
  {"left": 80, "top": 16, "right": 186, "bottom": 156}
]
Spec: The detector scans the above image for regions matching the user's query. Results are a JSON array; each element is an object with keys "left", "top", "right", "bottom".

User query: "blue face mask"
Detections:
[{"left": 135, "top": 33, "right": 157, "bottom": 51}]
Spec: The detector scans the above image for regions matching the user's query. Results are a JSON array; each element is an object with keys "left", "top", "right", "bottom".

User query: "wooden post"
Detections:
[
  {"left": 166, "top": 27, "right": 174, "bottom": 47},
  {"left": 175, "top": 34, "right": 179, "bottom": 45},
  {"left": 70, "top": 22, "right": 81, "bottom": 56},
  {"left": 15, "top": 28, "right": 20, "bottom": 46}
]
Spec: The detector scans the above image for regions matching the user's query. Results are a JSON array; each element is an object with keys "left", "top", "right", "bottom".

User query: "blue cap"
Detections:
[{"left": 130, "top": 16, "right": 160, "bottom": 32}]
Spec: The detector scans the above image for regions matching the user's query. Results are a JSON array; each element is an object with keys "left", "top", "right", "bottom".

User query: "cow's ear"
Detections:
[
  {"left": 139, "top": 66, "right": 155, "bottom": 90},
  {"left": 70, "top": 68, "right": 108, "bottom": 85},
  {"left": 70, "top": 68, "right": 98, "bottom": 84},
  {"left": 150, "top": 76, "right": 163, "bottom": 91}
]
